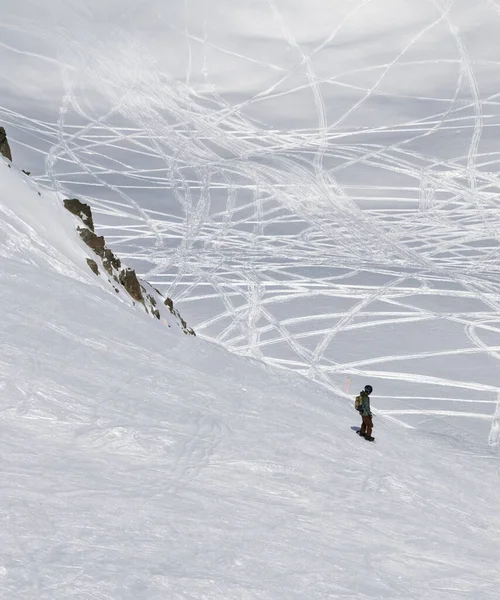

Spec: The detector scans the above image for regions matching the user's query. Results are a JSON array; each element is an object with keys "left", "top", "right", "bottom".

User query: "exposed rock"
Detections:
[
  {"left": 63, "top": 199, "right": 95, "bottom": 232},
  {"left": 103, "top": 248, "right": 121, "bottom": 275},
  {"left": 119, "top": 268, "right": 144, "bottom": 303},
  {"left": 146, "top": 293, "right": 157, "bottom": 307},
  {"left": 0, "top": 127, "right": 12, "bottom": 162},
  {"left": 164, "top": 296, "right": 195, "bottom": 335},
  {"left": 144, "top": 292, "right": 160, "bottom": 319},
  {"left": 62, "top": 196, "right": 194, "bottom": 334},
  {"left": 86, "top": 259, "right": 99, "bottom": 276},
  {"left": 181, "top": 317, "right": 195, "bottom": 336},
  {"left": 78, "top": 227, "right": 105, "bottom": 257}
]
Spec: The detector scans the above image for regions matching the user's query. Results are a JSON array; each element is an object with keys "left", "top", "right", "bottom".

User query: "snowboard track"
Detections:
[{"left": 3, "top": 1, "right": 500, "bottom": 444}]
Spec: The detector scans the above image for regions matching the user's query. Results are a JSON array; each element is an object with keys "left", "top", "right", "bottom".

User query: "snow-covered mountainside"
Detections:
[
  {"left": 3, "top": 1, "right": 500, "bottom": 442},
  {"left": 1, "top": 155, "right": 500, "bottom": 599},
  {"left": 0, "top": 158, "right": 193, "bottom": 336},
  {"left": 2, "top": 1, "right": 500, "bottom": 596}
]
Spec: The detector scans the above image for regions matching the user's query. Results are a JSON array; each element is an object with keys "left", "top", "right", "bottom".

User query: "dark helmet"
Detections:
[{"left": 364, "top": 385, "right": 373, "bottom": 395}]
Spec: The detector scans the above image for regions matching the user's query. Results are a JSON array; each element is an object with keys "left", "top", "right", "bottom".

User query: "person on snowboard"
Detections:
[{"left": 357, "top": 384, "right": 374, "bottom": 441}]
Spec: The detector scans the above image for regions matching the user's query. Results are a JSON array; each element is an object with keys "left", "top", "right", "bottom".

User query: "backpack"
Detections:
[{"left": 355, "top": 395, "right": 363, "bottom": 412}]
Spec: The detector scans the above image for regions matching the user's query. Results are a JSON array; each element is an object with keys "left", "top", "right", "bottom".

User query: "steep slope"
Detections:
[
  {"left": 0, "top": 160, "right": 499, "bottom": 599},
  {"left": 3, "top": 1, "right": 500, "bottom": 440},
  {"left": 0, "top": 158, "right": 193, "bottom": 335}
]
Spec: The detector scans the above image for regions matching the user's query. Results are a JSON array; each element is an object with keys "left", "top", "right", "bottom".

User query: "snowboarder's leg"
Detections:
[
  {"left": 360, "top": 415, "right": 367, "bottom": 436},
  {"left": 361, "top": 415, "right": 372, "bottom": 437},
  {"left": 365, "top": 415, "right": 373, "bottom": 438}
]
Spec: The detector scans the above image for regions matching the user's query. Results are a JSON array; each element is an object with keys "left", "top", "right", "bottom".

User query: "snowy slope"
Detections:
[
  {"left": 1, "top": 150, "right": 500, "bottom": 599},
  {"left": 3, "top": 0, "right": 500, "bottom": 441},
  {"left": 0, "top": 159, "right": 193, "bottom": 335}
]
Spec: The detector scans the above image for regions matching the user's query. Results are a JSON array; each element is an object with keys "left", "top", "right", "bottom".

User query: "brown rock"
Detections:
[
  {"left": 78, "top": 227, "right": 105, "bottom": 257},
  {"left": 103, "top": 248, "right": 121, "bottom": 275},
  {"left": 146, "top": 294, "right": 157, "bottom": 307},
  {"left": 164, "top": 296, "right": 195, "bottom": 335},
  {"left": 63, "top": 199, "right": 95, "bottom": 231},
  {"left": 0, "top": 127, "right": 12, "bottom": 162},
  {"left": 118, "top": 268, "right": 144, "bottom": 303},
  {"left": 86, "top": 259, "right": 99, "bottom": 275}
]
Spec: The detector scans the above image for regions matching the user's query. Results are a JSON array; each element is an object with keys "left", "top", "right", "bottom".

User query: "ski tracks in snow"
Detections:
[{"left": 2, "top": 1, "right": 500, "bottom": 442}]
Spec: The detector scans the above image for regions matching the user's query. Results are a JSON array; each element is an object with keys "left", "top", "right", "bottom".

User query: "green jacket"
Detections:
[{"left": 359, "top": 390, "right": 372, "bottom": 417}]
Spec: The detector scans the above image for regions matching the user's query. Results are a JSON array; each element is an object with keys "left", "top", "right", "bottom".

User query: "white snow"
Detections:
[
  {"left": 1, "top": 1, "right": 500, "bottom": 597},
  {"left": 1, "top": 147, "right": 499, "bottom": 600},
  {"left": 3, "top": 1, "right": 500, "bottom": 440}
]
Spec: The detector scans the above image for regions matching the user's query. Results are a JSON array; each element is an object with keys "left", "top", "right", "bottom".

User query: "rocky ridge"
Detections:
[
  {"left": 1, "top": 125, "right": 194, "bottom": 336},
  {"left": 63, "top": 198, "right": 194, "bottom": 336}
]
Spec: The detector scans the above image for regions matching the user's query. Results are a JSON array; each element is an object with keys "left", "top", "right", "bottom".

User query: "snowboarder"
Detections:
[{"left": 357, "top": 384, "right": 374, "bottom": 441}]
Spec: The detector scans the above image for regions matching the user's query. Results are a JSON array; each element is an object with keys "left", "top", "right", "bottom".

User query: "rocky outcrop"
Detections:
[
  {"left": 0, "top": 129, "right": 193, "bottom": 334},
  {"left": 164, "top": 297, "right": 195, "bottom": 336},
  {"left": 103, "top": 248, "right": 121, "bottom": 275},
  {"left": 63, "top": 199, "right": 95, "bottom": 231},
  {"left": 118, "top": 268, "right": 143, "bottom": 303},
  {"left": 0, "top": 127, "right": 12, "bottom": 162},
  {"left": 63, "top": 197, "right": 194, "bottom": 335},
  {"left": 78, "top": 227, "right": 106, "bottom": 256},
  {"left": 86, "top": 259, "right": 99, "bottom": 276}
]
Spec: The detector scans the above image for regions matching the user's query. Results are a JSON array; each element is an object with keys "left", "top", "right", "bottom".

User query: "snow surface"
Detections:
[
  {"left": 1, "top": 1, "right": 500, "bottom": 596},
  {"left": 3, "top": 0, "right": 500, "bottom": 441},
  {"left": 1, "top": 157, "right": 500, "bottom": 599}
]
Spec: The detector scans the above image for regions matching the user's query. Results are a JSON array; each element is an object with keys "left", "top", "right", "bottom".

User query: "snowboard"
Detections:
[{"left": 351, "top": 426, "right": 375, "bottom": 442}]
